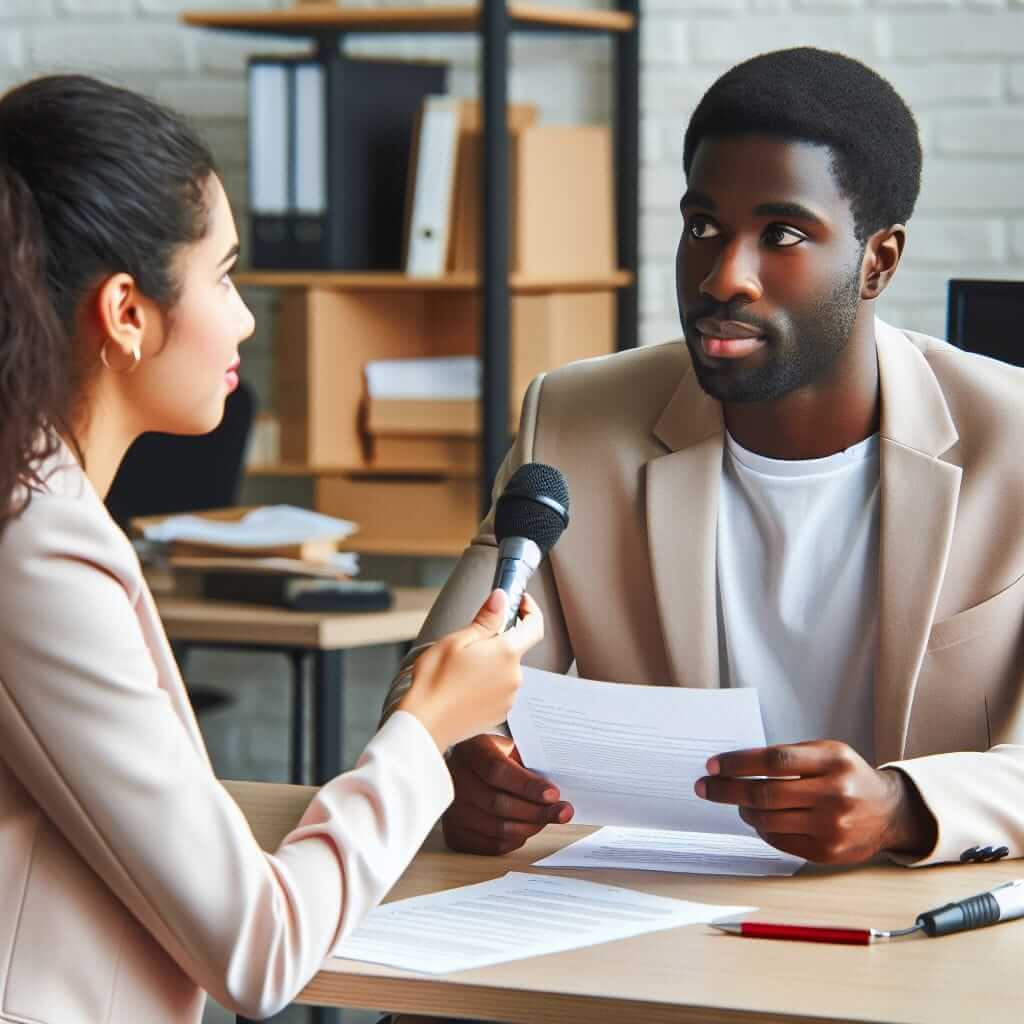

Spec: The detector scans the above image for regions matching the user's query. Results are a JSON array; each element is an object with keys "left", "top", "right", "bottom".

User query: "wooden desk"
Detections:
[
  {"left": 227, "top": 780, "right": 1024, "bottom": 1024},
  {"left": 156, "top": 587, "right": 437, "bottom": 783}
]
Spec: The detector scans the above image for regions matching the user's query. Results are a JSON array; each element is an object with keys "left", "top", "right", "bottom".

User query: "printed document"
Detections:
[
  {"left": 508, "top": 667, "right": 804, "bottom": 876},
  {"left": 332, "top": 871, "right": 754, "bottom": 974},
  {"left": 509, "top": 667, "right": 767, "bottom": 834},
  {"left": 535, "top": 826, "right": 804, "bottom": 876}
]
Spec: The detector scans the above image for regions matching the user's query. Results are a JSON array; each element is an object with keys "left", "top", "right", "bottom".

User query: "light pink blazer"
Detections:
[{"left": 0, "top": 446, "right": 453, "bottom": 1023}]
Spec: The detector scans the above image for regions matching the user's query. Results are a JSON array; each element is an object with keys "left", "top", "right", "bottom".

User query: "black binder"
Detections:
[{"left": 248, "top": 54, "right": 447, "bottom": 271}]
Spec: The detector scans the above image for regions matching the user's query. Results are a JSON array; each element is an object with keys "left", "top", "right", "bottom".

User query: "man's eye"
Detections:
[
  {"left": 686, "top": 216, "right": 720, "bottom": 240},
  {"left": 764, "top": 225, "right": 805, "bottom": 248}
]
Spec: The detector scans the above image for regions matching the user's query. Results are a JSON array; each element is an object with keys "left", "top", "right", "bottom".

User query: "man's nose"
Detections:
[{"left": 700, "top": 239, "right": 763, "bottom": 305}]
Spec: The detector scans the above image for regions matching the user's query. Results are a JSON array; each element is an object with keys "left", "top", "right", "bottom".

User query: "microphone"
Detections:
[{"left": 490, "top": 463, "right": 570, "bottom": 631}]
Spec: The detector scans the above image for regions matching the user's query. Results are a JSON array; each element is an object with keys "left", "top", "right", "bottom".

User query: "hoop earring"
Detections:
[{"left": 100, "top": 340, "right": 141, "bottom": 374}]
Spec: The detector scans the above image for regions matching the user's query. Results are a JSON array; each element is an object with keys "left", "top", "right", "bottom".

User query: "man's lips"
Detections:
[{"left": 694, "top": 318, "right": 767, "bottom": 359}]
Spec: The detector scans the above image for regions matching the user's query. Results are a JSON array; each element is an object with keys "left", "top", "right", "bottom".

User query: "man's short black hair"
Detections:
[{"left": 683, "top": 47, "right": 922, "bottom": 243}]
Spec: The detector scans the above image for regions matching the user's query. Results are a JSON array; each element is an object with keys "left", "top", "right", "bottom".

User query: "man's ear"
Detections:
[
  {"left": 861, "top": 225, "right": 907, "bottom": 300},
  {"left": 93, "top": 272, "right": 147, "bottom": 363}
]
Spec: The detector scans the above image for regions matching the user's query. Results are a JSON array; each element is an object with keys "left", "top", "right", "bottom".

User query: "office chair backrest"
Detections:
[
  {"left": 105, "top": 379, "right": 256, "bottom": 529},
  {"left": 946, "top": 279, "right": 1024, "bottom": 366}
]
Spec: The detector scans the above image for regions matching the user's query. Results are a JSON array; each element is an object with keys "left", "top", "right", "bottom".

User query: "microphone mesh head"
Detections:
[{"left": 494, "top": 463, "right": 570, "bottom": 555}]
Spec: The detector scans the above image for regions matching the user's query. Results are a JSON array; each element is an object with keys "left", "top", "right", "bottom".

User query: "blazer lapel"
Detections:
[
  {"left": 647, "top": 361, "right": 723, "bottom": 688},
  {"left": 874, "top": 321, "right": 962, "bottom": 763}
]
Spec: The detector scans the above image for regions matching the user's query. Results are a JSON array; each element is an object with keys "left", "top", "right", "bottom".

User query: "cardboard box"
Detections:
[
  {"left": 355, "top": 290, "right": 616, "bottom": 472},
  {"left": 278, "top": 288, "right": 477, "bottom": 468},
  {"left": 364, "top": 398, "right": 478, "bottom": 437},
  {"left": 368, "top": 436, "right": 479, "bottom": 475},
  {"left": 281, "top": 288, "right": 616, "bottom": 472},
  {"left": 316, "top": 475, "right": 481, "bottom": 556},
  {"left": 450, "top": 124, "right": 616, "bottom": 277}
]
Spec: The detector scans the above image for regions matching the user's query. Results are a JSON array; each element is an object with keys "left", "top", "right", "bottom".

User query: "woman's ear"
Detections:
[
  {"left": 861, "top": 225, "right": 907, "bottom": 301},
  {"left": 93, "top": 273, "right": 147, "bottom": 367}
]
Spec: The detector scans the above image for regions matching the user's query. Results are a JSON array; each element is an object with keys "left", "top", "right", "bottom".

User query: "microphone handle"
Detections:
[{"left": 490, "top": 537, "right": 542, "bottom": 631}]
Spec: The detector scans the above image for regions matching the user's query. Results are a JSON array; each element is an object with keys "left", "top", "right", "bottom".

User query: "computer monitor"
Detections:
[{"left": 946, "top": 279, "right": 1024, "bottom": 366}]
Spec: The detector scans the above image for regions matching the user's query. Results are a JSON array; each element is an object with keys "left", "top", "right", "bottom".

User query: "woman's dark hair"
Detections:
[
  {"left": 683, "top": 47, "right": 922, "bottom": 244},
  {"left": 0, "top": 74, "right": 216, "bottom": 534}
]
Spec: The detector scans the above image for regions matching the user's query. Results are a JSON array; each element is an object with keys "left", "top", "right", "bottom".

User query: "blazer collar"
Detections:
[{"left": 652, "top": 352, "right": 721, "bottom": 455}]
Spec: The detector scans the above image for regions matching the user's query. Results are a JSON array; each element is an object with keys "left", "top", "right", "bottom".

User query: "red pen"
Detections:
[{"left": 711, "top": 921, "right": 918, "bottom": 945}]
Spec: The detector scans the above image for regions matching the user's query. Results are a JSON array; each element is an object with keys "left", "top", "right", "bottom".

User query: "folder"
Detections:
[
  {"left": 248, "top": 55, "right": 448, "bottom": 270},
  {"left": 405, "top": 97, "right": 461, "bottom": 277},
  {"left": 405, "top": 100, "right": 538, "bottom": 276},
  {"left": 248, "top": 60, "right": 291, "bottom": 261}
]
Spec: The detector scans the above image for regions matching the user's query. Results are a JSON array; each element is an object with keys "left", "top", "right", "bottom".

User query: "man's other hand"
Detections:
[
  {"left": 442, "top": 734, "right": 574, "bottom": 856},
  {"left": 694, "top": 739, "right": 937, "bottom": 864}
]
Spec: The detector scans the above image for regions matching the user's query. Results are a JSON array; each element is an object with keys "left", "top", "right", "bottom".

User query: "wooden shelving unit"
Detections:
[
  {"left": 184, "top": 2, "right": 640, "bottom": 558},
  {"left": 183, "top": 4, "right": 635, "bottom": 36},
  {"left": 235, "top": 270, "right": 634, "bottom": 293}
]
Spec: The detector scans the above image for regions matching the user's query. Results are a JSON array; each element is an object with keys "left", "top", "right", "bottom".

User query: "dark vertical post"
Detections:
[
  {"left": 289, "top": 650, "right": 307, "bottom": 785},
  {"left": 312, "top": 650, "right": 344, "bottom": 784},
  {"left": 481, "top": 0, "right": 511, "bottom": 513},
  {"left": 615, "top": 0, "right": 640, "bottom": 351}
]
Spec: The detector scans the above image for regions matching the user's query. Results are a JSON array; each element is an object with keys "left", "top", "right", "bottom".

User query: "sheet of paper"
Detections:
[
  {"left": 534, "top": 826, "right": 804, "bottom": 877},
  {"left": 142, "top": 505, "right": 357, "bottom": 548},
  {"left": 508, "top": 667, "right": 766, "bottom": 835},
  {"left": 364, "top": 355, "right": 480, "bottom": 399},
  {"left": 332, "top": 871, "right": 754, "bottom": 975}
]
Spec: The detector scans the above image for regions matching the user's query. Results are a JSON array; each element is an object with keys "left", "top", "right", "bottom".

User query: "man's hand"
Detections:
[
  {"left": 442, "top": 734, "right": 574, "bottom": 856},
  {"left": 695, "top": 740, "right": 937, "bottom": 864}
]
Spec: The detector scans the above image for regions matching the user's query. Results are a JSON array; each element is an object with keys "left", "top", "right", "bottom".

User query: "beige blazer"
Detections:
[
  {"left": 0, "top": 446, "right": 453, "bottom": 1023},
  {"left": 389, "top": 320, "right": 1024, "bottom": 867}
]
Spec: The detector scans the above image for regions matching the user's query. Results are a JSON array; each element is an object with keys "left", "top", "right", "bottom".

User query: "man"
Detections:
[{"left": 384, "top": 47, "right": 1024, "bottom": 869}]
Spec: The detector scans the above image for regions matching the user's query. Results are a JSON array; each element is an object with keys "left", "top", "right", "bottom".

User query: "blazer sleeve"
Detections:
[
  {"left": 381, "top": 373, "right": 574, "bottom": 722},
  {"left": 0, "top": 490, "right": 453, "bottom": 1020},
  {"left": 882, "top": 746, "right": 1024, "bottom": 867}
]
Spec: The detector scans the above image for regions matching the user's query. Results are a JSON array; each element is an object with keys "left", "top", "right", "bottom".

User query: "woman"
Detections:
[{"left": 0, "top": 75, "right": 541, "bottom": 1022}]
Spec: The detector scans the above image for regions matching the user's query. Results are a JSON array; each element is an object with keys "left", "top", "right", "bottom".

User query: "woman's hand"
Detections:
[{"left": 397, "top": 590, "right": 544, "bottom": 753}]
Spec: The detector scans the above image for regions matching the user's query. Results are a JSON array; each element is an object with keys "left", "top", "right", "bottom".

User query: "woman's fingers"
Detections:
[{"left": 502, "top": 592, "right": 544, "bottom": 654}]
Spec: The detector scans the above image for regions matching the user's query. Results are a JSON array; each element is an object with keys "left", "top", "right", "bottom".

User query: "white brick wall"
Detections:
[
  {"left": 6, "top": 0, "right": 1021, "bottom": 351},
  {"left": 635, "top": 1, "right": 1024, "bottom": 341}
]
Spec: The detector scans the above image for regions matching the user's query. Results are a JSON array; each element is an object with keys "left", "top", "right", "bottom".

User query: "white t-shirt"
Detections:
[{"left": 716, "top": 431, "right": 880, "bottom": 764}]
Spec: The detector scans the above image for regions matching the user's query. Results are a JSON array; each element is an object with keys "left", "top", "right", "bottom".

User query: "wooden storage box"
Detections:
[
  {"left": 279, "top": 288, "right": 616, "bottom": 472},
  {"left": 315, "top": 475, "right": 480, "bottom": 556}
]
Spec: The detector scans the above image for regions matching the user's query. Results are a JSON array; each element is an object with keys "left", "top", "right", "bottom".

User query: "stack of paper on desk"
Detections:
[
  {"left": 138, "top": 505, "right": 357, "bottom": 561},
  {"left": 333, "top": 872, "right": 754, "bottom": 975},
  {"left": 508, "top": 667, "right": 804, "bottom": 877}
]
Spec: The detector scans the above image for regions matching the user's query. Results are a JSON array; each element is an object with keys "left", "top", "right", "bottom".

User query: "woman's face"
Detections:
[{"left": 131, "top": 174, "right": 255, "bottom": 435}]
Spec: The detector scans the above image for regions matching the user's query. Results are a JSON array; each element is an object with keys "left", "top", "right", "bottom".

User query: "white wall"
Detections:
[
  {"left": 638, "top": 0, "right": 1024, "bottom": 343},
  {"left": 4, "top": 0, "right": 1023, "bottom": 351}
]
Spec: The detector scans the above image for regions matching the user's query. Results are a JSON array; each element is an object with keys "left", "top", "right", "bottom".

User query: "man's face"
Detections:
[{"left": 676, "top": 135, "right": 865, "bottom": 404}]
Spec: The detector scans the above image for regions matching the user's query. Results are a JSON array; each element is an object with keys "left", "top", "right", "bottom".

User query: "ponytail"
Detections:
[{"left": 0, "top": 161, "right": 72, "bottom": 536}]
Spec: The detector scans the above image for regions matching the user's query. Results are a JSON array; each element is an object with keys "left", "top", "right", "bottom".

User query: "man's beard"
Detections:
[{"left": 682, "top": 268, "right": 862, "bottom": 404}]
